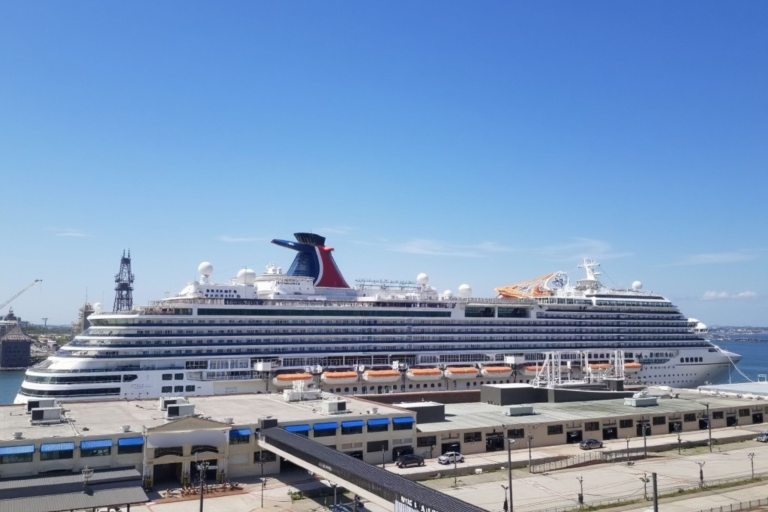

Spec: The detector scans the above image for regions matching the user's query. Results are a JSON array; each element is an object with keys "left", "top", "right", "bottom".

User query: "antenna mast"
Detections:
[{"left": 113, "top": 250, "right": 135, "bottom": 312}]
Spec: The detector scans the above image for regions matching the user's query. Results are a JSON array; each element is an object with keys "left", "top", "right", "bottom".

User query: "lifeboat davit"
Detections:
[
  {"left": 321, "top": 371, "right": 359, "bottom": 385},
  {"left": 444, "top": 367, "right": 479, "bottom": 379},
  {"left": 362, "top": 370, "right": 401, "bottom": 384},
  {"left": 272, "top": 373, "right": 313, "bottom": 387},
  {"left": 406, "top": 368, "right": 443, "bottom": 381},
  {"left": 481, "top": 366, "right": 513, "bottom": 378}
]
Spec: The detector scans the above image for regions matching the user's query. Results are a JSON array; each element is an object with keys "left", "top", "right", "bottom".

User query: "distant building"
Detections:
[
  {"left": 73, "top": 301, "right": 95, "bottom": 335},
  {"left": 0, "top": 308, "right": 32, "bottom": 368}
]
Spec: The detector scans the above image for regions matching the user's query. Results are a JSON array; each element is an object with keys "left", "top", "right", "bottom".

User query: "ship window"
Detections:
[
  {"left": 162, "top": 374, "right": 172, "bottom": 381},
  {"left": 162, "top": 386, "right": 172, "bottom": 393},
  {"left": 174, "top": 374, "right": 184, "bottom": 380},
  {"left": 186, "top": 385, "right": 196, "bottom": 392},
  {"left": 174, "top": 386, "right": 184, "bottom": 393}
]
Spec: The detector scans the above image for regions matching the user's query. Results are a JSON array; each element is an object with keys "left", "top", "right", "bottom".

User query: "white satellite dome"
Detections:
[
  {"left": 632, "top": 281, "right": 643, "bottom": 290},
  {"left": 92, "top": 302, "right": 103, "bottom": 313},
  {"left": 416, "top": 273, "right": 429, "bottom": 286},
  {"left": 458, "top": 284, "right": 472, "bottom": 298},
  {"left": 198, "top": 262, "right": 214, "bottom": 277},
  {"left": 443, "top": 290, "right": 453, "bottom": 298},
  {"left": 237, "top": 267, "right": 257, "bottom": 285}
]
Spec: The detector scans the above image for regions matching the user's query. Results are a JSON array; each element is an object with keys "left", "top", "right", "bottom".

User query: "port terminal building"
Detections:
[{"left": 0, "top": 384, "right": 765, "bottom": 491}]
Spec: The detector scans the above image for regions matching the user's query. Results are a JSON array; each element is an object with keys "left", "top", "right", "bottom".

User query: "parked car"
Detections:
[
  {"left": 438, "top": 451, "right": 465, "bottom": 464},
  {"left": 756, "top": 434, "right": 768, "bottom": 443},
  {"left": 396, "top": 454, "right": 425, "bottom": 468},
  {"left": 579, "top": 439, "right": 604, "bottom": 450}
]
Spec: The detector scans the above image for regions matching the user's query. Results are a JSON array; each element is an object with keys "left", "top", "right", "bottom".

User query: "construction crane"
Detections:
[{"left": 0, "top": 279, "right": 42, "bottom": 312}]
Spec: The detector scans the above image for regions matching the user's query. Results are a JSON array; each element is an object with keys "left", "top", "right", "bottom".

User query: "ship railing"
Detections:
[{"left": 27, "top": 365, "right": 184, "bottom": 374}]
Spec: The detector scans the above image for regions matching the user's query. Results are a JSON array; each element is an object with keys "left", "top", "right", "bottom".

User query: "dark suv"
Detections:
[{"left": 396, "top": 454, "right": 425, "bottom": 468}]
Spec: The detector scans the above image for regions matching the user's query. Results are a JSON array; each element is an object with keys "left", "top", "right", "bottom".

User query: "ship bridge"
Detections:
[{"left": 259, "top": 427, "right": 486, "bottom": 512}]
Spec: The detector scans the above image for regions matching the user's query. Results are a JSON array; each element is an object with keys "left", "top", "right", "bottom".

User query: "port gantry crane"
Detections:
[{"left": 0, "top": 279, "right": 42, "bottom": 312}]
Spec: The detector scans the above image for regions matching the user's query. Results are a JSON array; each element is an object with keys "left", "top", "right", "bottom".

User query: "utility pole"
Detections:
[
  {"left": 259, "top": 452, "right": 265, "bottom": 509},
  {"left": 652, "top": 472, "right": 658, "bottom": 512},
  {"left": 625, "top": 436, "right": 631, "bottom": 462},
  {"left": 749, "top": 453, "right": 755, "bottom": 479},
  {"left": 527, "top": 433, "right": 533, "bottom": 472},
  {"left": 42, "top": 318, "right": 48, "bottom": 329},
  {"left": 577, "top": 476, "right": 584, "bottom": 508},
  {"left": 696, "top": 461, "right": 705, "bottom": 488}
]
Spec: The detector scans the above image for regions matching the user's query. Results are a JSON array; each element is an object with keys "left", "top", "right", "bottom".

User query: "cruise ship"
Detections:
[{"left": 15, "top": 233, "right": 741, "bottom": 403}]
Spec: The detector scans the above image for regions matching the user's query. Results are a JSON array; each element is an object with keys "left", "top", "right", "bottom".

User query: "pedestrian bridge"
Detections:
[{"left": 260, "top": 427, "right": 487, "bottom": 512}]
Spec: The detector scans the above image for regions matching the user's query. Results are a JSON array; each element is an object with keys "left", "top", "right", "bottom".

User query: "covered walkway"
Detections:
[{"left": 260, "top": 428, "right": 487, "bottom": 512}]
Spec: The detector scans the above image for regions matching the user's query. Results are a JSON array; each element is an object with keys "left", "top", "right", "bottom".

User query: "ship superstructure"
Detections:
[{"left": 15, "top": 233, "right": 741, "bottom": 403}]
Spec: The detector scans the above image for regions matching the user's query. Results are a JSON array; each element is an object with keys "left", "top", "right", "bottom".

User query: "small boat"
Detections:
[
  {"left": 444, "top": 367, "right": 479, "bottom": 379},
  {"left": 481, "top": 365, "right": 513, "bottom": 378},
  {"left": 362, "top": 369, "right": 402, "bottom": 383},
  {"left": 272, "top": 372, "right": 313, "bottom": 387},
  {"left": 406, "top": 368, "right": 443, "bottom": 381},
  {"left": 624, "top": 362, "right": 642, "bottom": 373},
  {"left": 321, "top": 371, "right": 359, "bottom": 385}
]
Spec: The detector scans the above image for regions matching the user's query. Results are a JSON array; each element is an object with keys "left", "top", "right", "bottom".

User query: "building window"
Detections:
[
  {"left": 712, "top": 411, "right": 724, "bottom": 420},
  {"left": 117, "top": 438, "right": 143, "bottom": 454},
  {"left": 162, "top": 374, "right": 172, "bottom": 381},
  {"left": 367, "top": 440, "right": 389, "bottom": 453},
  {"left": 367, "top": 421, "right": 389, "bottom": 434},
  {"left": 739, "top": 408, "right": 750, "bottom": 417},
  {"left": 229, "top": 430, "right": 251, "bottom": 445},
  {"left": 161, "top": 386, "right": 172, "bottom": 393},
  {"left": 393, "top": 418, "right": 414, "bottom": 431},
  {"left": 0, "top": 445, "right": 34, "bottom": 464},
  {"left": 186, "top": 385, "right": 196, "bottom": 392},
  {"left": 620, "top": 419, "right": 633, "bottom": 429},
  {"left": 653, "top": 416, "right": 666, "bottom": 426},
  {"left": 417, "top": 436, "right": 437, "bottom": 447},
  {"left": 684, "top": 413, "right": 696, "bottom": 422},
  {"left": 254, "top": 451, "right": 277, "bottom": 463},
  {"left": 341, "top": 424, "right": 363, "bottom": 436},
  {"left": 464, "top": 432, "right": 482, "bottom": 443},
  {"left": 508, "top": 429, "right": 525, "bottom": 439},
  {"left": 585, "top": 422, "right": 599, "bottom": 432},
  {"left": 80, "top": 440, "right": 112, "bottom": 457},
  {"left": 40, "top": 443, "right": 75, "bottom": 461},
  {"left": 547, "top": 425, "right": 563, "bottom": 435},
  {"left": 154, "top": 447, "right": 184, "bottom": 458}
]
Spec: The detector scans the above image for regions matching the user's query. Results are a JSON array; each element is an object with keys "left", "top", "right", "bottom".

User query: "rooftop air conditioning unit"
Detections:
[
  {"left": 26, "top": 399, "right": 56, "bottom": 413},
  {"left": 505, "top": 405, "right": 534, "bottom": 416},
  {"left": 12, "top": 432, "right": 23, "bottom": 440},
  {"left": 30, "top": 407, "right": 64, "bottom": 424},
  {"left": 159, "top": 397, "right": 188, "bottom": 411},
  {"left": 322, "top": 400, "right": 348, "bottom": 415},
  {"left": 166, "top": 403, "right": 196, "bottom": 419}
]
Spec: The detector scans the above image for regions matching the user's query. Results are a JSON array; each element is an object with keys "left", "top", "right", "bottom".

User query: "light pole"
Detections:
[
  {"left": 676, "top": 424, "right": 682, "bottom": 455},
  {"left": 696, "top": 461, "right": 705, "bottom": 488},
  {"left": 703, "top": 402, "right": 712, "bottom": 453},
  {"left": 81, "top": 465, "right": 93, "bottom": 494},
  {"left": 527, "top": 434, "right": 533, "bottom": 472},
  {"left": 381, "top": 445, "right": 386, "bottom": 469},
  {"left": 625, "top": 436, "right": 631, "bottom": 462},
  {"left": 258, "top": 451, "right": 265, "bottom": 509},
  {"left": 577, "top": 476, "right": 584, "bottom": 508},
  {"left": 329, "top": 482, "right": 338, "bottom": 507},
  {"left": 749, "top": 453, "right": 755, "bottom": 479},
  {"left": 639, "top": 473, "right": 650, "bottom": 500},
  {"left": 506, "top": 437, "right": 515, "bottom": 512},
  {"left": 501, "top": 484, "right": 509, "bottom": 512},
  {"left": 640, "top": 415, "right": 648, "bottom": 459},
  {"left": 195, "top": 455, "right": 217, "bottom": 512}
]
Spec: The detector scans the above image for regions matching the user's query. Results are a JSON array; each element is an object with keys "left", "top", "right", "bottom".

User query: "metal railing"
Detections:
[
  {"left": 698, "top": 497, "right": 768, "bottom": 512},
  {"left": 530, "top": 447, "right": 646, "bottom": 474}
]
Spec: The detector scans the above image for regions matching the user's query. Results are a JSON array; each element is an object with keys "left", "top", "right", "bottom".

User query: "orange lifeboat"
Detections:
[
  {"left": 406, "top": 368, "right": 443, "bottom": 381},
  {"left": 481, "top": 366, "right": 513, "bottom": 378},
  {"left": 589, "top": 363, "right": 612, "bottom": 370},
  {"left": 444, "top": 367, "right": 479, "bottom": 380},
  {"left": 523, "top": 365, "right": 544, "bottom": 376},
  {"left": 624, "top": 362, "right": 642, "bottom": 373},
  {"left": 362, "top": 369, "right": 401, "bottom": 383},
  {"left": 272, "top": 372, "right": 313, "bottom": 387},
  {"left": 321, "top": 371, "right": 359, "bottom": 385}
]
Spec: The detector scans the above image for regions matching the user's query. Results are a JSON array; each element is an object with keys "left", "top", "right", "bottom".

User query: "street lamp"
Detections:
[
  {"left": 81, "top": 465, "right": 93, "bottom": 494},
  {"left": 506, "top": 437, "right": 515, "bottom": 512},
  {"left": 527, "top": 433, "right": 534, "bottom": 472},
  {"left": 639, "top": 473, "right": 650, "bottom": 501},
  {"left": 749, "top": 453, "right": 755, "bottom": 479},
  {"left": 195, "top": 455, "right": 218, "bottom": 512},
  {"left": 381, "top": 445, "right": 386, "bottom": 469},
  {"left": 640, "top": 415, "right": 648, "bottom": 459},
  {"left": 696, "top": 461, "right": 705, "bottom": 488},
  {"left": 501, "top": 484, "right": 509, "bottom": 512},
  {"left": 625, "top": 436, "right": 631, "bottom": 462},
  {"left": 703, "top": 402, "right": 712, "bottom": 453},
  {"left": 675, "top": 423, "right": 682, "bottom": 455},
  {"left": 329, "top": 481, "right": 338, "bottom": 507}
]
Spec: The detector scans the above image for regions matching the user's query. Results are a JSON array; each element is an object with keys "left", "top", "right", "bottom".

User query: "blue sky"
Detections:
[{"left": 1, "top": 1, "right": 766, "bottom": 326}]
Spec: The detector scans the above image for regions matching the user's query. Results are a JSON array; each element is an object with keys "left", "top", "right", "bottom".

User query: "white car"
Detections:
[{"left": 438, "top": 451, "right": 465, "bottom": 464}]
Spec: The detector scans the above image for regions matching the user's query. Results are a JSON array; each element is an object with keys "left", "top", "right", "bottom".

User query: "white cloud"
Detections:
[
  {"left": 665, "top": 251, "right": 761, "bottom": 266},
  {"left": 533, "top": 238, "right": 633, "bottom": 262},
  {"left": 701, "top": 290, "right": 759, "bottom": 300},
  {"left": 217, "top": 235, "right": 266, "bottom": 243},
  {"left": 317, "top": 226, "right": 353, "bottom": 235},
  {"left": 54, "top": 229, "right": 92, "bottom": 237}
]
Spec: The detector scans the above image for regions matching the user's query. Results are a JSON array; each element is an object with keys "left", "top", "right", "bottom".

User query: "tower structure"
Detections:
[{"left": 113, "top": 250, "right": 135, "bottom": 312}]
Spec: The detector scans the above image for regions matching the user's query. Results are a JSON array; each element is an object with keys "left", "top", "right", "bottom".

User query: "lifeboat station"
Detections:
[{"left": 0, "top": 384, "right": 765, "bottom": 511}]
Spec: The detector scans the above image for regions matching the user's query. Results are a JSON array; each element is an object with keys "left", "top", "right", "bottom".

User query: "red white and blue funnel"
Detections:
[{"left": 271, "top": 233, "right": 350, "bottom": 288}]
